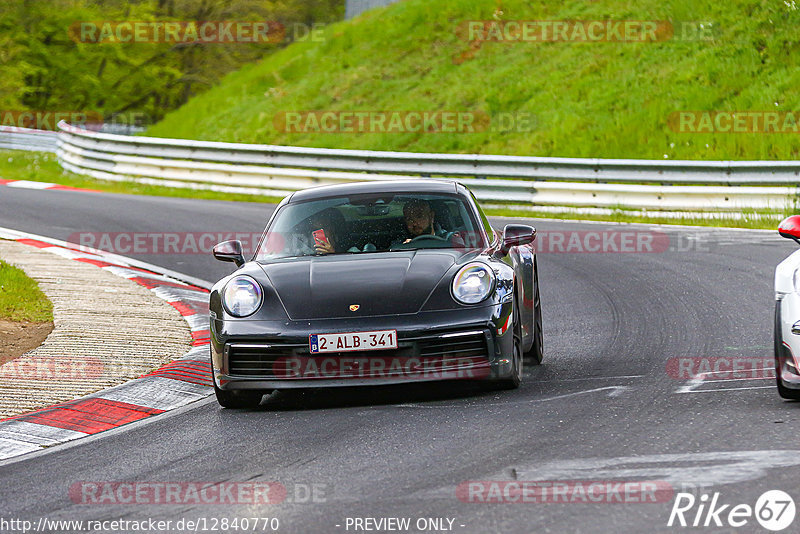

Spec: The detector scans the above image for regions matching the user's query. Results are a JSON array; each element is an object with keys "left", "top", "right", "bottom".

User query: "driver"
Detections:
[{"left": 401, "top": 199, "right": 446, "bottom": 244}]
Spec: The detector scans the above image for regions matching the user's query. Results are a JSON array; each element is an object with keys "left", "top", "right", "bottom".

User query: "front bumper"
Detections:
[{"left": 211, "top": 305, "right": 514, "bottom": 390}]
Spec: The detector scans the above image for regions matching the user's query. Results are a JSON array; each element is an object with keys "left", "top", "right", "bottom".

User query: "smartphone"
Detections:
[{"left": 312, "top": 228, "right": 329, "bottom": 247}]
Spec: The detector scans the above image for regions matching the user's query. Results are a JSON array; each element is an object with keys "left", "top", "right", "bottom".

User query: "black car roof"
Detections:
[{"left": 287, "top": 179, "right": 460, "bottom": 203}]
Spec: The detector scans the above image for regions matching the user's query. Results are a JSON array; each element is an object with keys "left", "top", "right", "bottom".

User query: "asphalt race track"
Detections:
[{"left": 1, "top": 186, "right": 798, "bottom": 533}]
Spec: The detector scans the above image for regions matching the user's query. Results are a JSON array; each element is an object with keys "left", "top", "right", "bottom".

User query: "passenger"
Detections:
[{"left": 308, "top": 208, "right": 344, "bottom": 255}]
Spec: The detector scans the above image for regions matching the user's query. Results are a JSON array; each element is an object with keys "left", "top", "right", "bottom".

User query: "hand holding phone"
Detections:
[
  {"left": 313, "top": 228, "right": 333, "bottom": 254},
  {"left": 313, "top": 229, "right": 329, "bottom": 246}
]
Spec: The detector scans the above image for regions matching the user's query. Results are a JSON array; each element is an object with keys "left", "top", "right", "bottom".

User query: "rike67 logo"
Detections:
[{"left": 668, "top": 490, "right": 796, "bottom": 531}]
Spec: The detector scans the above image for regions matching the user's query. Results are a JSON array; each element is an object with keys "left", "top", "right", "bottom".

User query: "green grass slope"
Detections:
[
  {"left": 148, "top": 0, "right": 800, "bottom": 160},
  {"left": 0, "top": 260, "right": 53, "bottom": 323}
]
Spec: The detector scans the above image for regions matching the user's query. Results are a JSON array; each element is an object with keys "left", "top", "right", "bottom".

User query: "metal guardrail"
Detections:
[
  {"left": 0, "top": 124, "right": 142, "bottom": 154},
  {"left": 52, "top": 121, "right": 799, "bottom": 213},
  {"left": 53, "top": 122, "right": 800, "bottom": 186},
  {"left": 2, "top": 121, "right": 797, "bottom": 213},
  {"left": 0, "top": 126, "right": 58, "bottom": 153}
]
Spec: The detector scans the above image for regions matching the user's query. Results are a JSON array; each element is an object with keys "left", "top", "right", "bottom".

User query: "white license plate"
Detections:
[{"left": 309, "top": 330, "right": 398, "bottom": 354}]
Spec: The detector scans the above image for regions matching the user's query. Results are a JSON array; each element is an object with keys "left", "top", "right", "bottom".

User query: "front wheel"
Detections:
[
  {"left": 776, "top": 364, "right": 800, "bottom": 400},
  {"left": 496, "top": 301, "right": 523, "bottom": 390},
  {"left": 214, "top": 383, "right": 265, "bottom": 408},
  {"left": 775, "top": 301, "right": 800, "bottom": 400},
  {"left": 524, "top": 259, "right": 543, "bottom": 365}
]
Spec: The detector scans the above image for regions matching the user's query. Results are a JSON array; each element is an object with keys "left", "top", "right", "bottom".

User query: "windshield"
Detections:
[{"left": 255, "top": 192, "right": 484, "bottom": 260}]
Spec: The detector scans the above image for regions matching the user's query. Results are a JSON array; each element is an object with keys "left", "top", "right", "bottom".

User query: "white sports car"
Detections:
[{"left": 774, "top": 215, "right": 800, "bottom": 399}]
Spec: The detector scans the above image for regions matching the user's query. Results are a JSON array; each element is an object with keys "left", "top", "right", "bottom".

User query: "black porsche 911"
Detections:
[{"left": 209, "top": 179, "right": 543, "bottom": 408}]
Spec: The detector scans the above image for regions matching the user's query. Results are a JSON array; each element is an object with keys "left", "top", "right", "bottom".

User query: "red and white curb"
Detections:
[
  {"left": 0, "top": 228, "right": 213, "bottom": 461},
  {"left": 0, "top": 178, "right": 95, "bottom": 192}
]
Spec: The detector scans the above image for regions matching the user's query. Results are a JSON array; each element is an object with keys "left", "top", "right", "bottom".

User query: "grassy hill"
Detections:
[{"left": 147, "top": 0, "right": 800, "bottom": 160}]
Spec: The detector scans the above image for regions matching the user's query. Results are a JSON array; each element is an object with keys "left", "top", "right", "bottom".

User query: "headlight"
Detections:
[
  {"left": 222, "top": 276, "right": 263, "bottom": 317},
  {"left": 452, "top": 263, "right": 495, "bottom": 304}
]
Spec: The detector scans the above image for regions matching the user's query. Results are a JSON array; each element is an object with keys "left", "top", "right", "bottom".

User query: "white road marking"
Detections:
[
  {"left": 5, "top": 180, "right": 56, "bottom": 189},
  {"left": 537, "top": 385, "right": 632, "bottom": 400},
  {"left": 396, "top": 385, "right": 632, "bottom": 409},
  {"left": 0, "top": 421, "right": 86, "bottom": 446},
  {"left": 0, "top": 438, "right": 41, "bottom": 460},
  {"left": 696, "top": 375, "right": 773, "bottom": 381},
  {"left": 176, "top": 345, "right": 211, "bottom": 361},
  {"left": 153, "top": 287, "right": 208, "bottom": 303},
  {"left": 676, "top": 370, "right": 776, "bottom": 394},
  {"left": 679, "top": 385, "right": 775, "bottom": 393},
  {"left": 43, "top": 246, "right": 88, "bottom": 260},
  {"left": 413, "top": 450, "right": 800, "bottom": 501},
  {"left": 536, "top": 375, "right": 643, "bottom": 383},
  {"left": 503, "top": 450, "right": 800, "bottom": 487},
  {"left": 97, "top": 377, "right": 210, "bottom": 411},
  {"left": 184, "top": 314, "right": 208, "bottom": 331}
]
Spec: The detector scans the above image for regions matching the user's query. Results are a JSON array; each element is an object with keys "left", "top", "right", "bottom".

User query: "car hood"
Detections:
[{"left": 257, "top": 250, "right": 465, "bottom": 319}]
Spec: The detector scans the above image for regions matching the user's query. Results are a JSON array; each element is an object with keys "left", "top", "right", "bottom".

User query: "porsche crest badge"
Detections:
[{"left": 349, "top": 304, "right": 360, "bottom": 312}]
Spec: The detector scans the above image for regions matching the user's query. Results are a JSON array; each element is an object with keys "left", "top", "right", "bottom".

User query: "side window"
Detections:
[{"left": 471, "top": 192, "right": 495, "bottom": 244}]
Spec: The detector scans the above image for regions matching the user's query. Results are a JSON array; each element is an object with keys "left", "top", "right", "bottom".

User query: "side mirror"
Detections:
[
  {"left": 500, "top": 224, "right": 536, "bottom": 255},
  {"left": 779, "top": 216, "right": 800, "bottom": 245},
  {"left": 213, "top": 240, "right": 245, "bottom": 267}
]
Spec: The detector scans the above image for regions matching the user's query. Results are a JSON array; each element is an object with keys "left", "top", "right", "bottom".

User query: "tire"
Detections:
[
  {"left": 523, "top": 259, "right": 543, "bottom": 365},
  {"left": 496, "top": 300, "right": 523, "bottom": 390},
  {"left": 214, "top": 383, "right": 265, "bottom": 409},
  {"left": 775, "top": 301, "right": 800, "bottom": 400}
]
